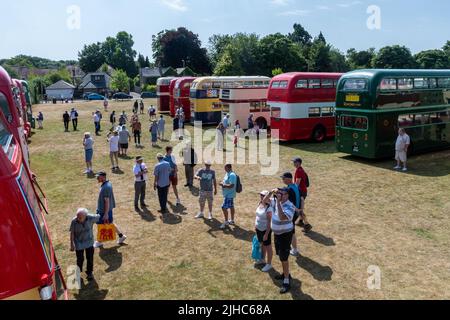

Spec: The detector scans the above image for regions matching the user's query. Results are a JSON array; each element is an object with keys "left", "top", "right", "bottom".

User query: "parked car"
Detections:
[
  {"left": 141, "top": 91, "right": 157, "bottom": 99},
  {"left": 83, "top": 93, "right": 91, "bottom": 100},
  {"left": 87, "top": 93, "right": 105, "bottom": 101},
  {"left": 113, "top": 92, "right": 133, "bottom": 100}
]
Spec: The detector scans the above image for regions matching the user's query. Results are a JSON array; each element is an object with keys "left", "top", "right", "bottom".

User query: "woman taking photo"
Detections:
[{"left": 255, "top": 190, "right": 274, "bottom": 273}]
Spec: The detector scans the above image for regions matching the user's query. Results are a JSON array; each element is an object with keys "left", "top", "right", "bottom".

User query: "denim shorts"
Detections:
[
  {"left": 222, "top": 198, "right": 234, "bottom": 209},
  {"left": 85, "top": 149, "right": 93, "bottom": 162}
]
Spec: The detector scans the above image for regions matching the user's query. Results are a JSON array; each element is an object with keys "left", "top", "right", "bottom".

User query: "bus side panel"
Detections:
[{"left": 158, "top": 96, "right": 170, "bottom": 113}]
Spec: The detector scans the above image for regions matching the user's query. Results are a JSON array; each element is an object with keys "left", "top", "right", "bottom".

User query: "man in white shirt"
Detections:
[
  {"left": 93, "top": 112, "right": 100, "bottom": 136},
  {"left": 394, "top": 128, "right": 411, "bottom": 172},
  {"left": 108, "top": 131, "right": 120, "bottom": 171},
  {"left": 133, "top": 156, "right": 148, "bottom": 211}
]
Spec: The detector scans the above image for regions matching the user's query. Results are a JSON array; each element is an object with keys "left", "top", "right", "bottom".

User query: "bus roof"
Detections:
[
  {"left": 192, "top": 76, "right": 271, "bottom": 84},
  {"left": 342, "top": 69, "right": 450, "bottom": 80},
  {"left": 272, "top": 72, "right": 343, "bottom": 81},
  {"left": 0, "top": 66, "right": 13, "bottom": 87}
]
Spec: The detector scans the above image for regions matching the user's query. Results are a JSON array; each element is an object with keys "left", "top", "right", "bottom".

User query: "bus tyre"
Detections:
[{"left": 312, "top": 126, "right": 326, "bottom": 143}]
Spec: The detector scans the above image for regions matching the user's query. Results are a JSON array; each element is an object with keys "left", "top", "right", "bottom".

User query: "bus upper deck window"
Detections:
[
  {"left": 309, "top": 79, "right": 321, "bottom": 89},
  {"left": 244, "top": 81, "right": 254, "bottom": 88},
  {"left": 429, "top": 78, "right": 437, "bottom": 88},
  {"left": 272, "top": 81, "right": 280, "bottom": 88},
  {"left": 380, "top": 78, "right": 397, "bottom": 91},
  {"left": 295, "top": 80, "right": 308, "bottom": 89},
  {"left": 414, "top": 78, "right": 428, "bottom": 89},
  {"left": 279, "top": 81, "right": 288, "bottom": 88},
  {"left": 437, "top": 78, "right": 450, "bottom": 88},
  {"left": 321, "top": 79, "right": 334, "bottom": 88},
  {"left": 343, "top": 79, "right": 367, "bottom": 91},
  {"left": 0, "top": 93, "right": 12, "bottom": 124},
  {"left": 398, "top": 78, "right": 413, "bottom": 90}
]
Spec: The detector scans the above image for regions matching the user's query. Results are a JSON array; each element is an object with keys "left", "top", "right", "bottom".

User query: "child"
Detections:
[
  {"left": 234, "top": 120, "right": 241, "bottom": 148},
  {"left": 150, "top": 121, "right": 158, "bottom": 147}
]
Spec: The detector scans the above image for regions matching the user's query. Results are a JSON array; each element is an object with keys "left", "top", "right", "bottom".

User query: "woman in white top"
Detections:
[
  {"left": 107, "top": 131, "right": 120, "bottom": 171},
  {"left": 255, "top": 190, "right": 274, "bottom": 273}
]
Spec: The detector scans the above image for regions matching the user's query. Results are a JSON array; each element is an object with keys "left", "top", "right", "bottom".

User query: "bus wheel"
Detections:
[{"left": 312, "top": 126, "right": 326, "bottom": 143}]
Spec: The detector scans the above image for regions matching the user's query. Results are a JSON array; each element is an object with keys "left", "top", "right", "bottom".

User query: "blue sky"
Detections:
[{"left": 1, "top": 0, "right": 449, "bottom": 61}]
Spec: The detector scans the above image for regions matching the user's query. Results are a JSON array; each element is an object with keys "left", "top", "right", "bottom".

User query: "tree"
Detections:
[
  {"left": 110, "top": 70, "right": 131, "bottom": 93},
  {"left": 288, "top": 23, "right": 312, "bottom": 46},
  {"left": 1, "top": 65, "right": 19, "bottom": 78},
  {"left": 443, "top": 41, "right": 450, "bottom": 55},
  {"left": 152, "top": 27, "right": 212, "bottom": 75},
  {"left": 347, "top": 48, "right": 376, "bottom": 69},
  {"left": 44, "top": 68, "right": 72, "bottom": 84},
  {"left": 272, "top": 68, "right": 284, "bottom": 76},
  {"left": 78, "top": 42, "right": 105, "bottom": 73},
  {"left": 137, "top": 54, "right": 150, "bottom": 68},
  {"left": 372, "top": 45, "right": 417, "bottom": 69},
  {"left": 208, "top": 34, "right": 233, "bottom": 70},
  {"left": 258, "top": 33, "right": 307, "bottom": 76},
  {"left": 329, "top": 48, "right": 350, "bottom": 72},
  {"left": 213, "top": 33, "right": 262, "bottom": 76},
  {"left": 415, "top": 50, "right": 450, "bottom": 69},
  {"left": 102, "top": 32, "right": 138, "bottom": 78},
  {"left": 307, "top": 39, "right": 332, "bottom": 72}
]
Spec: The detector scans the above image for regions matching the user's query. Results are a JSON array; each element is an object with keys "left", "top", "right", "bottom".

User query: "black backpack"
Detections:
[
  {"left": 235, "top": 174, "right": 243, "bottom": 193},
  {"left": 305, "top": 172, "right": 310, "bottom": 188}
]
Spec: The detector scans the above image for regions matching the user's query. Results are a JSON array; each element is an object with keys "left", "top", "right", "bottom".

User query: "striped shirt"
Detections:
[{"left": 271, "top": 199, "right": 295, "bottom": 235}]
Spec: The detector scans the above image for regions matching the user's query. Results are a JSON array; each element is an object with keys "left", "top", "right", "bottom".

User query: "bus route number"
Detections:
[{"left": 346, "top": 94, "right": 360, "bottom": 103}]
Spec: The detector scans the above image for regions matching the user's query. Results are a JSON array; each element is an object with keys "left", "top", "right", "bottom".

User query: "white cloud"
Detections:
[
  {"left": 270, "top": 0, "right": 290, "bottom": 6},
  {"left": 161, "top": 0, "right": 188, "bottom": 12},
  {"left": 278, "top": 9, "right": 311, "bottom": 16},
  {"left": 337, "top": 1, "right": 363, "bottom": 8}
]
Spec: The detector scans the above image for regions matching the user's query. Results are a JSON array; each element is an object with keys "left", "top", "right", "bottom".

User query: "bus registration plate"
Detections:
[{"left": 346, "top": 94, "right": 360, "bottom": 103}]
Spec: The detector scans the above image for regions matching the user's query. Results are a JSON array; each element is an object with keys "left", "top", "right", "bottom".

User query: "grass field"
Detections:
[{"left": 29, "top": 100, "right": 450, "bottom": 300}]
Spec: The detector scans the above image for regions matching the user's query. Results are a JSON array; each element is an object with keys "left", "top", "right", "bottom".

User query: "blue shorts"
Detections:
[
  {"left": 97, "top": 209, "right": 114, "bottom": 224},
  {"left": 85, "top": 149, "right": 93, "bottom": 162},
  {"left": 222, "top": 198, "right": 235, "bottom": 210}
]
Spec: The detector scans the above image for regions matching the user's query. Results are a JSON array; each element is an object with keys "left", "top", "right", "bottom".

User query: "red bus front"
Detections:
[
  {"left": 0, "top": 109, "right": 67, "bottom": 300},
  {"left": 173, "top": 77, "right": 196, "bottom": 121},
  {"left": 157, "top": 77, "right": 176, "bottom": 113},
  {"left": 13, "top": 79, "right": 31, "bottom": 138},
  {"left": 169, "top": 79, "right": 178, "bottom": 117},
  {"left": 268, "top": 72, "right": 343, "bottom": 142}
]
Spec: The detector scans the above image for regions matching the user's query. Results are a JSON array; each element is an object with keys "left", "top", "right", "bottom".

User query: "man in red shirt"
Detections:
[{"left": 293, "top": 158, "right": 312, "bottom": 233}]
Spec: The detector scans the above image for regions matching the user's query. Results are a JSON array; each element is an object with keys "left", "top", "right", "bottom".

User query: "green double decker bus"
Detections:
[{"left": 335, "top": 70, "right": 450, "bottom": 159}]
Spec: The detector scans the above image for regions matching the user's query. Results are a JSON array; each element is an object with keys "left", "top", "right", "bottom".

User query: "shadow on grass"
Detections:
[
  {"left": 282, "top": 139, "right": 337, "bottom": 155},
  {"left": 295, "top": 255, "right": 333, "bottom": 282},
  {"left": 137, "top": 207, "right": 156, "bottom": 223},
  {"left": 340, "top": 150, "right": 450, "bottom": 177},
  {"left": 267, "top": 269, "right": 314, "bottom": 300},
  {"left": 189, "top": 186, "right": 200, "bottom": 197},
  {"left": 203, "top": 218, "right": 254, "bottom": 243},
  {"left": 73, "top": 278, "right": 109, "bottom": 300},
  {"left": 304, "top": 231, "right": 336, "bottom": 247},
  {"left": 168, "top": 201, "right": 188, "bottom": 215},
  {"left": 161, "top": 212, "right": 183, "bottom": 225},
  {"left": 99, "top": 246, "right": 123, "bottom": 273}
]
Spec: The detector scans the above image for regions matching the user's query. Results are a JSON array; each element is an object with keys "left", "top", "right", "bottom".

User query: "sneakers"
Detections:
[
  {"left": 402, "top": 167, "right": 408, "bottom": 172},
  {"left": 280, "top": 282, "right": 291, "bottom": 294},
  {"left": 195, "top": 212, "right": 204, "bottom": 219},
  {"left": 220, "top": 221, "right": 230, "bottom": 229},
  {"left": 256, "top": 259, "right": 266, "bottom": 266},
  {"left": 118, "top": 235, "right": 127, "bottom": 245},
  {"left": 262, "top": 264, "right": 273, "bottom": 273},
  {"left": 228, "top": 220, "right": 235, "bottom": 225},
  {"left": 304, "top": 224, "right": 313, "bottom": 233},
  {"left": 176, "top": 199, "right": 181, "bottom": 206},
  {"left": 93, "top": 241, "right": 103, "bottom": 249},
  {"left": 394, "top": 166, "right": 401, "bottom": 170},
  {"left": 290, "top": 249, "right": 300, "bottom": 257},
  {"left": 208, "top": 213, "right": 213, "bottom": 221}
]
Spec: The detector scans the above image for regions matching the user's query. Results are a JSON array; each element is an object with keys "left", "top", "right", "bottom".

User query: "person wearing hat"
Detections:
[
  {"left": 262, "top": 188, "right": 296, "bottom": 294},
  {"left": 293, "top": 157, "right": 312, "bottom": 232},
  {"left": 133, "top": 156, "right": 149, "bottom": 211},
  {"left": 281, "top": 172, "right": 303, "bottom": 257},
  {"left": 153, "top": 153, "right": 172, "bottom": 214},
  {"left": 94, "top": 171, "right": 127, "bottom": 248},
  {"left": 107, "top": 130, "right": 120, "bottom": 171},
  {"left": 254, "top": 190, "right": 274, "bottom": 273},
  {"left": 194, "top": 160, "right": 217, "bottom": 220}
]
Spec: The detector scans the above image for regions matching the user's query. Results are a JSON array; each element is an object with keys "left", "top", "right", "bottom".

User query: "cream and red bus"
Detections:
[{"left": 269, "top": 72, "right": 343, "bottom": 142}]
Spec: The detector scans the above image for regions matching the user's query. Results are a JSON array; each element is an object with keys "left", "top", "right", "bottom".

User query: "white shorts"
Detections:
[{"left": 395, "top": 151, "right": 407, "bottom": 162}]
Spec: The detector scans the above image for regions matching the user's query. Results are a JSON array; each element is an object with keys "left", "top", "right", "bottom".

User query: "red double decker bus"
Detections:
[
  {"left": 0, "top": 70, "right": 68, "bottom": 300},
  {"left": 268, "top": 72, "right": 343, "bottom": 142},
  {"left": 169, "top": 78, "right": 178, "bottom": 117},
  {"left": 172, "top": 77, "right": 196, "bottom": 121},
  {"left": 157, "top": 77, "right": 177, "bottom": 114},
  {"left": 13, "top": 79, "right": 31, "bottom": 138}
]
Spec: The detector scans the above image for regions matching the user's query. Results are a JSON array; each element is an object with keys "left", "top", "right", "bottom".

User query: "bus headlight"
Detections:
[{"left": 39, "top": 286, "right": 53, "bottom": 300}]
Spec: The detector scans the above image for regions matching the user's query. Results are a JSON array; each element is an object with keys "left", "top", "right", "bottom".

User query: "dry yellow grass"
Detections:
[{"left": 29, "top": 100, "right": 450, "bottom": 300}]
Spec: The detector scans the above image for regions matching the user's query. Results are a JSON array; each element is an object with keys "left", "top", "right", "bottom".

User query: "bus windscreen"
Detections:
[{"left": 342, "top": 79, "right": 368, "bottom": 91}]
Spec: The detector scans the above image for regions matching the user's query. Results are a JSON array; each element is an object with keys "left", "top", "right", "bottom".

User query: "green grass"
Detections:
[{"left": 29, "top": 100, "right": 450, "bottom": 300}]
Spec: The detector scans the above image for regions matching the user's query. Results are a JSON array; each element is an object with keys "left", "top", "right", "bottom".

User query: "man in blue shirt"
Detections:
[
  {"left": 94, "top": 171, "right": 127, "bottom": 248},
  {"left": 163, "top": 146, "right": 181, "bottom": 206},
  {"left": 219, "top": 164, "right": 237, "bottom": 229},
  {"left": 154, "top": 153, "right": 172, "bottom": 214}
]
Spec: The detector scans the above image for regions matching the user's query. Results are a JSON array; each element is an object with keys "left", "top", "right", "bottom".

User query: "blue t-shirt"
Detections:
[
  {"left": 154, "top": 160, "right": 171, "bottom": 188},
  {"left": 163, "top": 155, "right": 177, "bottom": 177},
  {"left": 97, "top": 181, "right": 116, "bottom": 214},
  {"left": 222, "top": 172, "right": 237, "bottom": 199}
]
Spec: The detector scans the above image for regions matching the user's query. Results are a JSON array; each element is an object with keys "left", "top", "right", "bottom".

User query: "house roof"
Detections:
[
  {"left": 46, "top": 80, "right": 75, "bottom": 90},
  {"left": 79, "top": 72, "right": 111, "bottom": 89}
]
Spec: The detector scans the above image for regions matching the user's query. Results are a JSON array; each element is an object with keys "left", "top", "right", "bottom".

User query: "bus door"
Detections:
[{"left": 337, "top": 114, "right": 371, "bottom": 157}]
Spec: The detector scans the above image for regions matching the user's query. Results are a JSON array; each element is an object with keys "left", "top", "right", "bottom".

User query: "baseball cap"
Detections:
[
  {"left": 136, "top": 156, "right": 144, "bottom": 161},
  {"left": 259, "top": 190, "right": 270, "bottom": 196},
  {"left": 157, "top": 153, "right": 164, "bottom": 159},
  {"left": 280, "top": 172, "right": 293, "bottom": 179},
  {"left": 205, "top": 160, "right": 212, "bottom": 166},
  {"left": 95, "top": 171, "right": 107, "bottom": 177}
]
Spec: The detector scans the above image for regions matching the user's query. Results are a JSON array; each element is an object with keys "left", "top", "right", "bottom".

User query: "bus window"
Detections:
[
  {"left": 340, "top": 116, "right": 368, "bottom": 130},
  {"left": 380, "top": 78, "right": 397, "bottom": 91},
  {"left": 429, "top": 78, "right": 437, "bottom": 89},
  {"left": 397, "top": 78, "right": 413, "bottom": 90},
  {"left": 309, "top": 107, "right": 321, "bottom": 118},
  {"left": 295, "top": 80, "right": 308, "bottom": 89},
  {"left": 309, "top": 79, "right": 321, "bottom": 89},
  {"left": 271, "top": 106, "right": 281, "bottom": 120},
  {"left": 222, "top": 104, "right": 230, "bottom": 114},
  {"left": 212, "top": 82, "right": 221, "bottom": 89},
  {"left": 250, "top": 102, "right": 262, "bottom": 112},
  {"left": 0, "top": 117, "right": 14, "bottom": 158},
  {"left": 279, "top": 81, "right": 288, "bottom": 88},
  {"left": 272, "top": 81, "right": 280, "bottom": 88},
  {"left": 321, "top": 107, "right": 335, "bottom": 117},
  {"left": 0, "top": 92, "right": 13, "bottom": 124},
  {"left": 244, "top": 81, "right": 254, "bottom": 88},
  {"left": 201, "top": 82, "right": 212, "bottom": 90},
  {"left": 264, "top": 81, "right": 270, "bottom": 86},
  {"left": 437, "top": 78, "right": 450, "bottom": 88},
  {"left": 414, "top": 78, "right": 428, "bottom": 89},
  {"left": 254, "top": 81, "right": 264, "bottom": 87},
  {"left": 343, "top": 79, "right": 368, "bottom": 91},
  {"left": 321, "top": 79, "right": 334, "bottom": 88}
]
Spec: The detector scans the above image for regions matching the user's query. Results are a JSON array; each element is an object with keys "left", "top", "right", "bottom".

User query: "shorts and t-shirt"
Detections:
[
  {"left": 109, "top": 135, "right": 119, "bottom": 153},
  {"left": 271, "top": 199, "right": 295, "bottom": 262},
  {"left": 294, "top": 167, "right": 308, "bottom": 198},
  {"left": 395, "top": 134, "right": 410, "bottom": 162},
  {"left": 222, "top": 172, "right": 237, "bottom": 209},
  {"left": 197, "top": 168, "right": 216, "bottom": 206},
  {"left": 119, "top": 130, "right": 130, "bottom": 149},
  {"left": 84, "top": 137, "right": 94, "bottom": 162},
  {"left": 255, "top": 204, "right": 274, "bottom": 246},
  {"left": 163, "top": 154, "right": 178, "bottom": 186}
]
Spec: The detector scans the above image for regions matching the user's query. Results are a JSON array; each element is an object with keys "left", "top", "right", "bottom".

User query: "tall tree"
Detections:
[
  {"left": 110, "top": 69, "right": 131, "bottom": 92},
  {"left": 258, "top": 33, "right": 307, "bottom": 76},
  {"left": 415, "top": 50, "right": 450, "bottom": 69},
  {"left": 102, "top": 32, "right": 138, "bottom": 78},
  {"left": 442, "top": 41, "right": 450, "bottom": 57},
  {"left": 288, "top": 23, "right": 312, "bottom": 46},
  {"left": 78, "top": 42, "right": 105, "bottom": 73},
  {"left": 152, "top": 27, "right": 211, "bottom": 74},
  {"left": 346, "top": 48, "right": 376, "bottom": 69},
  {"left": 316, "top": 32, "right": 327, "bottom": 44},
  {"left": 307, "top": 39, "right": 332, "bottom": 72},
  {"left": 372, "top": 45, "right": 417, "bottom": 69},
  {"left": 329, "top": 48, "right": 350, "bottom": 72},
  {"left": 208, "top": 34, "right": 233, "bottom": 70}
]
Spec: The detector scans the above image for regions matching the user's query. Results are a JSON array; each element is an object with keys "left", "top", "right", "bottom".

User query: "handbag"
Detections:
[
  {"left": 251, "top": 235, "right": 263, "bottom": 261},
  {"left": 97, "top": 224, "right": 117, "bottom": 242}
]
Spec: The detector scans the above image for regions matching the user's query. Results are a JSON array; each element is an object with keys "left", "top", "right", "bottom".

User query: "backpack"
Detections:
[
  {"left": 75, "top": 111, "right": 79, "bottom": 117},
  {"left": 235, "top": 174, "right": 243, "bottom": 193},
  {"left": 305, "top": 172, "right": 310, "bottom": 188}
]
